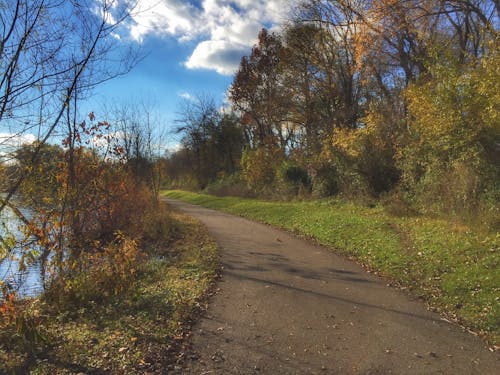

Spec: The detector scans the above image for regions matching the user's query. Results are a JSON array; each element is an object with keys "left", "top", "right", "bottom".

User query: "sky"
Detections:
[{"left": 88, "top": 0, "right": 297, "bottom": 144}]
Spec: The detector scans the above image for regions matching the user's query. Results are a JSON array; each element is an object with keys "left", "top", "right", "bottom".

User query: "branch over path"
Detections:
[{"left": 165, "top": 198, "right": 499, "bottom": 375}]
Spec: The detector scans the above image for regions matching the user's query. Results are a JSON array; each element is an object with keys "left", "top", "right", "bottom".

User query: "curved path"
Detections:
[{"left": 165, "top": 198, "right": 498, "bottom": 375}]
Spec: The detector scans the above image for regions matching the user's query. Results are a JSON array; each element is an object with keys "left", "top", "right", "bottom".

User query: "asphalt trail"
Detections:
[{"left": 165, "top": 198, "right": 499, "bottom": 375}]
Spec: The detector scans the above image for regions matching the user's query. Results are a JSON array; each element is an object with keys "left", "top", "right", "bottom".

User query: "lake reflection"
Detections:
[{"left": 0, "top": 204, "right": 44, "bottom": 297}]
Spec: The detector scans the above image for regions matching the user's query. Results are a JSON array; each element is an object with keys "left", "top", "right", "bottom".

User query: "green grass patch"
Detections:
[
  {"left": 163, "top": 190, "right": 499, "bottom": 346},
  {"left": 0, "top": 210, "right": 219, "bottom": 374}
]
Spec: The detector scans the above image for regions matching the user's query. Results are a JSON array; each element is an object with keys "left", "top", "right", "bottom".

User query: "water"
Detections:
[{"left": 0, "top": 202, "right": 44, "bottom": 297}]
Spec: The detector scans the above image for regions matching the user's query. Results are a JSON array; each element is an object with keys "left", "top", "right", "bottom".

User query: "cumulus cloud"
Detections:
[
  {"left": 126, "top": 0, "right": 200, "bottom": 42},
  {"left": 119, "top": 0, "right": 296, "bottom": 75},
  {"left": 185, "top": 40, "right": 248, "bottom": 75}
]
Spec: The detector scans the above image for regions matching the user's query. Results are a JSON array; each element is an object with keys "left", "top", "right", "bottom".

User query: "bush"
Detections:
[
  {"left": 401, "top": 45, "right": 500, "bottom": 227},
  {"left": 142, "top": 203, "right": 180, "bottom": 247},
  {"left": 240, "top": 146, "right": 284, "bottom": 195},
  {"left": 277, "top": 161, "right": 310, "bottom": 197},
  {"left": 381, "top": 190, "right": 418, "bottom": 217},
  {"left": 203, "top": 173, "right": 255, "bottom": 198},
  {"left": 45, "top": 232, "right": 142, "bottom": 308},
  {"left": 311, "top": 163, "right": 340, "bottom": 198}
]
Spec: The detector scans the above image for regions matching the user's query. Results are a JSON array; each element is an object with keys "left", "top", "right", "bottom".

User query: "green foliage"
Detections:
[
  {"left": 164, "top": 190, "right": 500, "bottom": 345},
  {"left": 311, "top": 163, "right": 340, "bottom": 198},
  {"left": 279, "top": 161, "right": 310, "bottom": 186},
  {"left": 276, "top": 160, "right": 310, "bottom": 197},
  {"left": 203, "top": 173, "right": 254, "bottom": 198}
]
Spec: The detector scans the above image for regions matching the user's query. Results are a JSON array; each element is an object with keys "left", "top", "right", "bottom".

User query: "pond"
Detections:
[{"left": 0, "top": 202, "right": 44, "bottom": 297}]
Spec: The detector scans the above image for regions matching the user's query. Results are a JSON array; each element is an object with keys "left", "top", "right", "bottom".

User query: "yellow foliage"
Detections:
[
  {"left": 399, "top": 39, "right": 500, "bottom": 217},
  {"left": 331, "top": 127, "right": 366, "bottom": 158},
  {"left": 404, "top": 42, "right": 500, "bottom": 167},
  {"left": 241, "top": 146, "right": 284, "bottom": 191}
]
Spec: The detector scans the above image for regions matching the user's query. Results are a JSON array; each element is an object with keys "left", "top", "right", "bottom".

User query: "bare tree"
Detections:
[
  {"left": 106, "top": 97, "right": 167, "bottom": 198},
  {"left": 0, "top": 0, "right": 139, "bottom": 213},
  {"left": 174, "top": 94, "right": 244, "bottom": 189}
]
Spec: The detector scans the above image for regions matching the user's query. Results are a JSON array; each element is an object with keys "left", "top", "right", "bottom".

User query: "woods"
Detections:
[
  {"left": 169, "top": 0, "right": 499, "bottom": 229},
  {"left": 0, "top": 0, "right": 498, "bottom": 371}
]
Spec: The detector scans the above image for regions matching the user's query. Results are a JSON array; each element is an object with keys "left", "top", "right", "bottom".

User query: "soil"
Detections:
[{"left": 165, "top": 198, "right": 499, "bottom": 375}]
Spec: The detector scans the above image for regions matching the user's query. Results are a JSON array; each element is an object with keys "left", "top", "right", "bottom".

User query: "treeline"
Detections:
[{"left": 166, "top": 0, "right": 499, "bottom": 228}]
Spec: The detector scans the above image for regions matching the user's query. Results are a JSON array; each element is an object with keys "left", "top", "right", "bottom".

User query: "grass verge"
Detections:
[
  {"left": 163, "top": 190, "right": 499, "bottom": 348},
  {"left": 0, "top": 208, "right": 219, "bottom": 374}
]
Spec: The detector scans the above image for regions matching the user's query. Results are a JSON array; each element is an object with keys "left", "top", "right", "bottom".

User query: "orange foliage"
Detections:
[{"left": 0, "top": 291, "right": 17, "bottom": 327}]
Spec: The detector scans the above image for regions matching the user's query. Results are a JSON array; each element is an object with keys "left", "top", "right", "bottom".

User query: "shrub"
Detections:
[
  {"left": 142, "top": 203, "right": 180, "bottom": 247},
  {"left": 204, "top": 173, "right": 255, "bottom": 198},
  {"left": 277, "top": 161, "right": 310, "bottom": 197},
  {"left": 311, "top": 163, "right": 340, "bottom": 198},
  {"left": 401, "top": 44, "right": 500, "bottom": 226},
  {"left": 46, "top": 232, "right": 142, "bottom": 308},
  {"left": 240, "top": 146, "right": 284, "bottom": 194}
]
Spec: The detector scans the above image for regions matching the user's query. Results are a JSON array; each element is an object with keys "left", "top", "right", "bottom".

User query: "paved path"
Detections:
[{"left": 165, "top": 198, "right": 499, "bottom": 375}]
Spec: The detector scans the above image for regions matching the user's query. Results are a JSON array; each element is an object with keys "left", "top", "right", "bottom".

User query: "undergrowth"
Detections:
[{"left": 0, "top": 207, "right": 219, "bottom": 374}]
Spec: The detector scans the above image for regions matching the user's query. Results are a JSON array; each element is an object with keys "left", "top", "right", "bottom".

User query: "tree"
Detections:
[
  {"left": 292, "top": 0, "right": 498, "bottom": 196},
  {"left": 230, "top": 29, "right": 293, "bottom": 149},
  {"left": 104, "top": 98, "right": 167, "bottom": 198},
  {"left": 0, "top": 0, "right": 143, "bottom": 308},
  {"left": 174, "top": 95, "right": 245, "bottom": 189},
  {"left": 281, "top": 23, "right": 325, "bottom": 155},
  {"left": 0, "top": 0, "right": 138, "bottom": 213},
  {"left": 400, "top": 41, "right": 500, "bottom": 218}
]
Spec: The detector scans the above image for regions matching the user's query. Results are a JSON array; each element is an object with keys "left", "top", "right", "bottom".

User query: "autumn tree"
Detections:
[
  {"left": 230, "top": 29, "right": 293, "bottom": 149},
  {"left": 0, "top": 0, "right": 142, "bottom": 307},
  {"left": 8, "top": 114, "right": 152, "bottom": 295},
  {"left": 291, "top": 0, "right": 498, "bottom": 196},
  {"left": 0, "top": 0, "right": 138, "bottom": 213},
  {"left": 281, "top": 23, "right": 326, "bottom": 156},
  {"left": 400, "top": 39, "right": 500, "bottom": 223}
]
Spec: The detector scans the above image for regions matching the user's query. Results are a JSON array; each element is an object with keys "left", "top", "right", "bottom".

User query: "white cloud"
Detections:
[
  {"left": 166, "top": 142, "right": 182, "bottom": 155},
  {"left": 126, "top": 0, "right": 199, "bottom": 43},
  {"left": 0, "top": 133, "right": 37, "bottom": 148},
  {"left": 178, "top": 92, "right": 195, "bottom": 101},
  {"left": 118, "top": 0, "right": 296, "bottom": 75},
  {"left": 185, "top": 40, "right": 248, "bottom": 75}
]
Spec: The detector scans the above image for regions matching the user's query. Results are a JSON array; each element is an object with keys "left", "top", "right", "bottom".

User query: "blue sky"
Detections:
[
  {"left": 0, "top": 0, "right": 296, "bottom": 156},
  {"left": 89, "top": 0, "right": 296, "bottom": 144}
]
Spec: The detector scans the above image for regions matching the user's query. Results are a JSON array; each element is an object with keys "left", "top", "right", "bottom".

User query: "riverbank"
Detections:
[
  {"left": 163, "top": 190, "right": 499, "bottom": 348},
  {"left": 0, "top": 207, "right": 219, "bottom": 374}
]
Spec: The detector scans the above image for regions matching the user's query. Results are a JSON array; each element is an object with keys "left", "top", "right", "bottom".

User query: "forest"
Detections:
[{"left": 167, "top": 0, "right": 499, "bottom": 230}]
